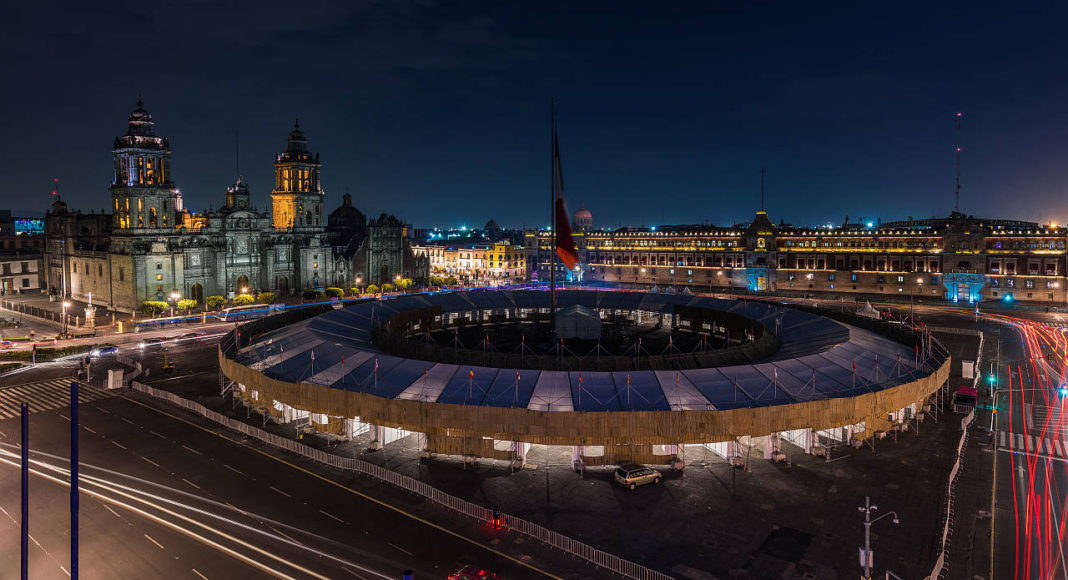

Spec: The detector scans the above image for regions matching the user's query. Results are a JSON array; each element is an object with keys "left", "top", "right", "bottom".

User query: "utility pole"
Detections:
[{"left": 859, "top": 495, "right": 899, "bottom": 580}]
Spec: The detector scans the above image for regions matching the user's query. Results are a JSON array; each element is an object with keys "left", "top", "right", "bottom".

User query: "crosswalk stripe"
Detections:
[
  {"left": 1000, "top": 430, "right": 1068, "bottom": 459},
  {"left": 0, "top": 379, "right": 117, "bottom": 420},
  {"left": 1001, "top": 431, "right": 1008, "bottom": 448}
]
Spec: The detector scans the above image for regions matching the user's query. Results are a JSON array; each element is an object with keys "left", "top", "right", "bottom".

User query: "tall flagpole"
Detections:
[{"left": 550, "top": 98, "right": 557, "bottom": 333}]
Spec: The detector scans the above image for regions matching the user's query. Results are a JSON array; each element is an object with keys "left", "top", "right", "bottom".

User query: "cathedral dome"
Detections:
[
  {"left": 572, "top": 203, "right": 593, "bottom": 230},
  {"left": 327, "top": 193, "right": 366, "bottom": 231},
  {"left": 484, "top": 218, "right": 500, "bottom": 232}
]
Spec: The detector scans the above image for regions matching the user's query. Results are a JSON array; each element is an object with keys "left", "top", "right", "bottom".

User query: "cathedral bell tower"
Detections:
[
  {"left": 271, "top": 120, "right": 323, "bottom": 231},
  {"left": 110, "top": 98, "right": 181, "bottom": 233}
]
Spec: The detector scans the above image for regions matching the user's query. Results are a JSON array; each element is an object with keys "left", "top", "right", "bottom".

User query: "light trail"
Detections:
[{"left": 0, "top": 446, "right": 394, "bottom": 579}]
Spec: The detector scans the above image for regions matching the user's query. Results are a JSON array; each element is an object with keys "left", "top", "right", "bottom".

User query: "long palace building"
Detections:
[{"left": 528, "top": 207, "right": 1066, "bottom": 305}]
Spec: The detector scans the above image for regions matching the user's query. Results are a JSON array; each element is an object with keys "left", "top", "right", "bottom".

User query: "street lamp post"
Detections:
[
  {"left": 61, "top": 301, "right": 71, "bottom": 338},
  {"left": 911, "top": 278, "right": 923, "bottom": 327},
  {"left": 858, "top": 495, "right": 899, "bottom": 580},
  {"left": 169, "top": 291, "right": 180, "bottom": 317}
]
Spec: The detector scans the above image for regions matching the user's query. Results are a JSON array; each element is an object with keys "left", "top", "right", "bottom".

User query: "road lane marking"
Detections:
[
  {"left": 103, "top": 504, "right": 121, "bottom": 518},
  {"left": 117, "top": 393, "right": 563, "bottom": 580},
  {"left": 224, "top": 464, "right": 246, "bottom": 477},
  {"left": 141, "top": 456, "right": 160, "bottom": 467},
  {"left": 342, "top": 566, "right": 368, "bottom": 579},
  {"left": 144, "top": 534, "right": 165, "bottom": 550},
  {"left": 998, "top": 447, "right": 1068, "bottom": 463},
  {"left": 319, "top": 509, "right": 344, "bottom": 523},
  {"left": 59, "top": 414, "right": 70, "bottom": 421},
  {"left": 182, "top": 478, "right": 200, "bottom": 489},
  {"left": 387, "top": 542, "right": 412, "bottom": 556},
  {"left": 270, "top": 486, "right": 291, "bottom": 498},
  {"left": 149, "top": 430, "right": 166, "bottom": 439},
  {"left": 83, "top": 426, "right": 96, "bottom": 434},
  {"left": 111, "top": 441, "right": 127, "bottom": 450},
  {"left": 98, "top": 408, "right": 111, "bottom": 414},
  {"left": 182, "top": 444, "right": 201, "bottom": 455},
  {"left": 121, "top": 417, "right": 136, "bottom": 426},
  {"left": 192, "top": 570, "right": 209, "bottom": 580}
]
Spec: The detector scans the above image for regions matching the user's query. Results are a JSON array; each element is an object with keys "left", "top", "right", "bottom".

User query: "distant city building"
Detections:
[
  {"left": 527, "top": 205, "right": 1068, "bottom": 305},
  {"left": 412, "top": 239, "right": 524, "bottom": 284},
  {"left": 43, "top": 100, "right": 425, "bottom": 312},
  {"left": 572, "top": 203, "right": 593, "bottom": 231}
]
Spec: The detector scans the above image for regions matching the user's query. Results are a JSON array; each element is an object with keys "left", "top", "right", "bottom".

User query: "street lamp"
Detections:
[
  {"left": 61, "top": 301, "right": 71, "bottom": 338},
  {"left": 911, "top": 278, "right": 923, "bottom": 326},
  {"left": 169, "top": 291, "right": 180, "bottom": 317},
  {"left": 858, "top": 496, "right": 899, "bottom": 580}
]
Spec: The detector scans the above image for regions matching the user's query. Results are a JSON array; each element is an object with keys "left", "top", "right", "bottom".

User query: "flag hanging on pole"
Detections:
[{"left": 552, "top": 110, "right": 578, "bottom": 270}]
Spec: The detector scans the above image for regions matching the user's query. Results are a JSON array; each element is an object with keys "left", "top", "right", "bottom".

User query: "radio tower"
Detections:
[{"left": 954, "top": 112, "right": 962, "bottom": 215}]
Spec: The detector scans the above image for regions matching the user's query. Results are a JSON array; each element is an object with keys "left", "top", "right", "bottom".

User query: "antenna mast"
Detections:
[
  {"left": 235, "top": 129, "right": 240, "bottom": 179},
  {"left": 954, "top": 112, "right": 962, "bottom": 214}
]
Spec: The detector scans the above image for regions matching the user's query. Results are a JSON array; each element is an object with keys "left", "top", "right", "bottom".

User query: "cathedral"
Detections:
[{"left": 44, "top": 100, "right": 427, "bottom": 313}]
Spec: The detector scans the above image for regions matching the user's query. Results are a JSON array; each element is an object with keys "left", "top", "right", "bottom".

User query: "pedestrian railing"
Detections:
[
  {"left": 924, "top": 409, "right": 974, "bottom": 580},
  {"left": 130, "top": 381, "right": 674, "bottom": 580}
]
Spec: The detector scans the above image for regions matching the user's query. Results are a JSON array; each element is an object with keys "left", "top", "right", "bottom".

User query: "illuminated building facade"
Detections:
[
  {"left": 528, "top": 206, "right": 1068, "bottom": 305},
  {"left": 412, "top": 240, "right": 524, "bottom": 284},
  {"left": 43, "top": 100, "right": 421, "bottom": 312}
]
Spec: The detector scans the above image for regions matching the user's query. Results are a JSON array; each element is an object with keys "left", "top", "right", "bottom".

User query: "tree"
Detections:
[
  {"left": 381, "top": 283, "right": 395, "bottom": 293},
  {"left": 176, "top": 299, "right": 197, "bottom": 312},
  {"left": 445, "top": 276, "right": 458, "bottom": 286},
  {"left": 206, "top": 296, "right": 226, "bottom": 310},
  {"left": 396, "top": 278, "right": 414, "bottom": 290},
  {"left": 232, "top": 293, "right": 255, "bottom": 306},
  {"left": 365, "top": 284, "right": 380, "bottom": 295},
  {"left": 256, "top": 292, "right": 276, "bottom": 304},
  {"left": 141, "top": 301, "right": 168, "bottom": 316},
  {"left": 302, "top": 289, "right": 323, "bottom": 300},
  {"left": 325, "top": 287, "right": 344, "bottom": 299},
  {"left": 350, "top": 287, "right": 361, "bottom": 296}
]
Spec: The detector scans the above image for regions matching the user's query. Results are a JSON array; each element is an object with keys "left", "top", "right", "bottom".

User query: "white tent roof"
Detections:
[{"left": 856, "top": 301, "right": 880, "bottom": 319}]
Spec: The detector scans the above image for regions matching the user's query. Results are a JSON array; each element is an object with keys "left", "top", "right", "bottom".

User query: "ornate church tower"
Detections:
[
  {"left": 110, "top": 99, "right": 181, "bottom": 234},
  {"left": 271, "top": 120, "right": 323, "bottom": 231}
]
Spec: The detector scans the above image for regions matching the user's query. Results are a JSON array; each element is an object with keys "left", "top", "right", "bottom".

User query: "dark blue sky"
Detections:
[{"left": 3, "top": 1, "right": 1066, "bottom": 229}]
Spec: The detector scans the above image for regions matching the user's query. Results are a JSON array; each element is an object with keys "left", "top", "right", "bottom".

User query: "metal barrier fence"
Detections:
[
  {"left": 1, "top": 298, "right": 64, "bottom": 324},
  {"left": 924, "top": 409, "right": 975, "bottom": 580},
  {"left": 130, "top": 381, "right": 674, "bottom": 580}
]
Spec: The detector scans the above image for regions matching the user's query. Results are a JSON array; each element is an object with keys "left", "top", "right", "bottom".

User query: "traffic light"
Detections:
[
  {"left": 987, "top": 374, "right": 996, "bottom": 385},
  {"left": 1059, "top": 386, "right": 1068, "bottom": 398}
]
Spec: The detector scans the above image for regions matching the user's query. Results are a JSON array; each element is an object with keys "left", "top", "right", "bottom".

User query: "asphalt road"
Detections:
[{"left": 0, "top": 375, "right": 560, "bottom": 579}]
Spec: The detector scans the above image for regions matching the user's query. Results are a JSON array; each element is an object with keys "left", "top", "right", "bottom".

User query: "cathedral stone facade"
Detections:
[{"left": 44, "top": 101, "right": 426, "bottom": 313}]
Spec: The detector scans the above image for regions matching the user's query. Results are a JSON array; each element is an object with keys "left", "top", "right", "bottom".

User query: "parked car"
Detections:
[
  {"left": 0, "top": 340, "right": 16, "bottom": 349},
  {"left": 448, "top": 564, "right": 501, "bottom": 580},
  {"left": 613, "top": 463, "right": 662, "bottom": 490},
  {"left": 91, "top": 345, "right": 118, "bottom": 356}
]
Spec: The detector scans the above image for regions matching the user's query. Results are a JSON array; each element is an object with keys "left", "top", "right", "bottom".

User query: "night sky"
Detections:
[{"left": 4, "top": 2, "right": 1067, "bottom": 229}]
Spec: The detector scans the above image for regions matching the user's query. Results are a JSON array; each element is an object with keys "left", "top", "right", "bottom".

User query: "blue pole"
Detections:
[
  {"left": 21, "top": 402, "right": 28, "bottom": 580},
  {"left": 70, "top": 381, "right": 78, "bottom": 580},
  {"left": 402, "top": 571, "right": 414, "bottom": 580}
]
